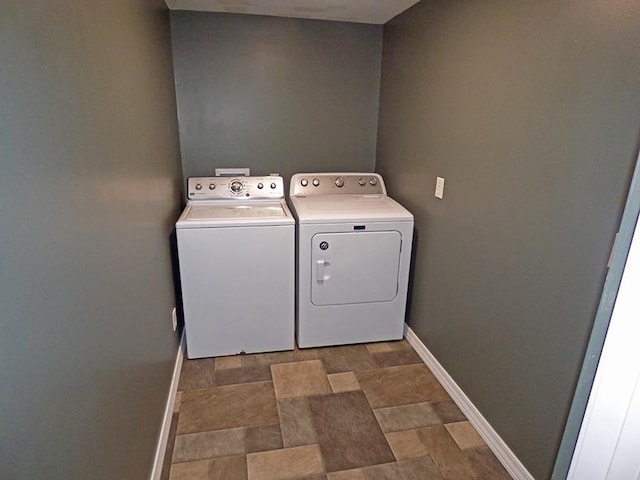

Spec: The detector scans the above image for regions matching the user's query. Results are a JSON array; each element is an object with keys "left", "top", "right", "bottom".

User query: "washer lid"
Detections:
[
  {"left": 289, "top": 195, "right": 413, "bottom": 224},
  {"left": 176, "top": 201, "right": 294, "bottom": 228}
]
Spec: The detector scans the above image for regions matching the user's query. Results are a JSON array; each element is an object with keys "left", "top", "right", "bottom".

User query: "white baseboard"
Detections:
[
  {"left": 149, "top": 332, "right": 185, "bottom": 480},
  {"left": 404, "top": 325, "right": 534, "bottom": 480}
]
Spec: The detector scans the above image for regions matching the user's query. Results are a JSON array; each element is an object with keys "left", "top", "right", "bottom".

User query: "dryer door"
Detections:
[{"left": 311, "top": 231, "right": 401, "bottom": 306}]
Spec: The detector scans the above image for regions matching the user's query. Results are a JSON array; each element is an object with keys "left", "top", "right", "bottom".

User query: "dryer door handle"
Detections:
[{"left": 316, "top": 260, "right": 329, "bottom": 283}]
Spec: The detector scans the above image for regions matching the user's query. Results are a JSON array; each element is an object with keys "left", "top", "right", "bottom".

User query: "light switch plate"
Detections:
[{"left": 435, "top": 176, "right": 445, "bottom": 199}]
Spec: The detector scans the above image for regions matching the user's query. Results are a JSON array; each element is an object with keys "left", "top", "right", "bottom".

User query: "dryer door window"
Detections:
[{"left": 311, "top": 231, "right": 401, "bottom": 306}]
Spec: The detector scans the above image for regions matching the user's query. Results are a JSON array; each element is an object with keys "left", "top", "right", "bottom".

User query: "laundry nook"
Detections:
[{"left": 3, "top": 2, "right": 640, "bottom": 480}]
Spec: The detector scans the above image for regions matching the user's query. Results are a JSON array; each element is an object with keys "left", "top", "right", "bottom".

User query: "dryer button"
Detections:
[{"left": 230, "top": 181, "right": 243, "bottom": 193}]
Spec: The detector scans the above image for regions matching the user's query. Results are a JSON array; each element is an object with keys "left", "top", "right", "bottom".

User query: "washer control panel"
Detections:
[
  {"left": 187, "top": 175, "right": 285, "bottom": 200},
  {"left": 290, "top": 173, "right": 386, "bottom": 196}
]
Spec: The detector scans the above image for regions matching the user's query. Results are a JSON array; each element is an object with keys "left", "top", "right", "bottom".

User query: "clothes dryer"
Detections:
[
  {"left": 176, "top": 175, "right": 294, "bottom": 358},
  {"left": 288, "top": 173, "right": 413, "bottom": 348}
]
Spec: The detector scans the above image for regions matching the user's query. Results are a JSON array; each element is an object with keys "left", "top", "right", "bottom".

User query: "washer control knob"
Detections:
[
  {"left": 230, "top": 180, "right": 243, "bottom": 193},
  {"left": 270, "top": 183, "right": 277, "bottom": 189},
  {"left": 358, "top": 178, "right": 366, "bottom": 186},
  {"left": 369, "top": 177, "right": 378, "bottom": 186},
  {"left": 335, "top": 177, "right": 345, "bottom": 188},
  {"left": 300, "top": 178, "right": 309, "bottom": 187},
  {"left": 208, "top": 183, "right": 216, "bottom": 190},
  {"left": 195, "top": 183, "right": 203, "bottom": 190},
  {"left": 312, "top": 178, "right": 320, "bottom": 187},
  {"left": 257, "top": 183, "right": 264, "bottom": 189}
]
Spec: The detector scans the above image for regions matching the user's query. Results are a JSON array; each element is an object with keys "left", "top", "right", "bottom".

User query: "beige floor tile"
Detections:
[
  {"left": 179, "top": 358, "right": 216, "bottom": 390},
  {"left": 328, "top": 372, "right": 360, "bottom": 393},
  {"left": 169, "top": 459, "right": 210, "bottom": 480},
  {"left": 431, "top": 400, "right": 466, "bottom": 424},
  {"left": 172, "top": 427, "right": 245, "bottom": 463},
  {"left": 445, "top": 421, "right": 485, "bottom": 450},
  {"left": 374, "top": 402, "right": 441, "bottom": 433},
  {"left": 318, "top": 345, "right": 377, "bottom": 374},
  {"left": 293, "top": 347, "right": 324, "bottom": 362},
  {"left": 371, "top": 350, "right": 423, "bottom": 368},
  {"left": 242, "top": 350, "right": 296, "bottom": 368},
  {"left": 295, "top": 345, "right": 377, "bottom": 373},
  {"left": 247, "top": 444, "right": 324, "bottom": 480},
  {"left": 208, "top": 455, "right": 248, "bottom": 480},
  {"left": 389, "top": 340, "right": 413, "bottom": 351},
  {"left": 278, "top": 397, "right": 317, "bottom": 447},
  {"left": 215, "top": 355, "right": 243, "bottom": 370},
  {"left": 385, "top": 430, "right": 429, "bottom": 461},
  {"left": 356, "top": 364, "right": 449, "bottom": 409},
  {"left": 170, "top": 455, "right": 247, "bottom": 480},
  {"left": 209, "top": 455, "right": 247, "bottom": 480},
  {"left": 327, "top": 470, "right": 366, "bottom": 480},
  {"left": 417, "top": 425, "right": 480, "bottom": 480},
  {"left": 362, "top": 457, "right": 442, "bottom": 480},
  {"left": 173, "top": 391, "right": 182, "bottom": 413},
  {"left": 366, "top": 340, "right": 412, "bottom": 354},
  {"left": 365, "top": 343, "right": 394, "bottom": 354},
  {"left": 178, "top": 381, "right": 278, "bottom": 434},
  {"left": 271, "top": 360, "right": 331, "bottom": 399},
  {"left": 464, "top": 446, "right": 512, "bottom": 480},
  {"left": 215, "top": 365, "right": 272, "bottom": 386}
]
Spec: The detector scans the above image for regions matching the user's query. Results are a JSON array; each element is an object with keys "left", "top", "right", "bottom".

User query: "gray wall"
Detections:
[
  {"left": 0, "top": 1, "right": 183, "bottom": 478},
  {"left": 170, "top": 12, "right": 382, "bottom": 182},
  {"left": 376, "top": 1, "right": 640, "bottom": 478}
]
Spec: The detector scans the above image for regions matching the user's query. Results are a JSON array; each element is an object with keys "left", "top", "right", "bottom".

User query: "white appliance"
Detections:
[
  {"left": 288, "top": 172, "right": 414, "bottom": 348},
  {"left": 176, "top": 175, "right": 295, "bottom": 359}
]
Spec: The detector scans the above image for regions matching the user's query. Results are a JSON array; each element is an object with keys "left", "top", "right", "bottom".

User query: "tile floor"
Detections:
[{"left": 161, "top": 340, "right": 512, "bottom": 480}]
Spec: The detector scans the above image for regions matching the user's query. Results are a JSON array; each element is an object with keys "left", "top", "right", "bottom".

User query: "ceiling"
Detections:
[{"left": 164, "top": 0, "right": 420, "bottom": 25}]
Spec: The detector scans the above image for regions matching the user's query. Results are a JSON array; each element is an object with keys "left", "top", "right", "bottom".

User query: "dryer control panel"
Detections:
[
  {"left": 187, "top": 176, "right": 285, "bottom": 200},
  {"left": 290, "top": 173, "right": 386, "bottom": 197}
]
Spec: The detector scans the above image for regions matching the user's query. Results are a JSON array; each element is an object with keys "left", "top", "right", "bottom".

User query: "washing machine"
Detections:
[
  {"left": 288, "top": 172, "right": 414, "bottom": 348},
  {"left": 176, "top": 175, "right": 294, "bottom": 359}
]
